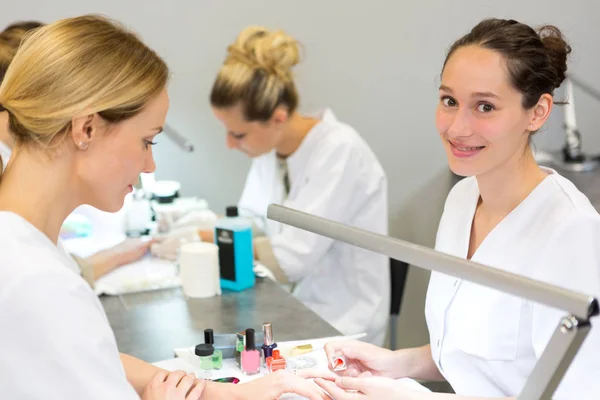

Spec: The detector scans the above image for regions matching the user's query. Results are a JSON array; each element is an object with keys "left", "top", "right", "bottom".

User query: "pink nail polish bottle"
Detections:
[{"left": 241, "top": 328, "right": 260, "bottom": 375}]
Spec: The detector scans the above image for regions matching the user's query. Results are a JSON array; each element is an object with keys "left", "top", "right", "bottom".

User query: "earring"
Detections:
[
  {"left": 78, "top": 141, "right": 88, "bottom": 150},
  {"left": 529, "top": 124, "right": 534, "bottom": 129}
]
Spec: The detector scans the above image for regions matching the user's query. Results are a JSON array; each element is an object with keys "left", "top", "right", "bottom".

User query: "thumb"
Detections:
[{"left": 340, "top": 345, "right": 367, "bottom": 361}]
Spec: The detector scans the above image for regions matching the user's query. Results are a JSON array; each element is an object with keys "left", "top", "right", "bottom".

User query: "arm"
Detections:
[
  {"left": 321, "top": 341, "right": 445, "bottom": 381},
  {"left": 85, "top": 239, "right": 154, "bottom": 279},
  {"left": 3, "top": 271, "right": 139, "bottom": 399},
  {"left": 393, "top": 345, "right": 446, "bottom": 382},
  {"left": 270, "top": 145, "right": 380, "bottom": 282},
  {"left": 317, "top": 376, "right": 514, "bottom": 400},
  {"left": 120, "top": 353, "right": 166, "bottom": 396}
]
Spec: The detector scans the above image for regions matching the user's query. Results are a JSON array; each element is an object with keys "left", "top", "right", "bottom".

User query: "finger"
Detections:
[
  {"left": 357, "top": 371, "right": 372, "bottom": 378},
  {"left": 335, "top": 377, "right": 367, "bottom": 392},
  {"left": 144, "top": 238, "right": 159, "bottom": 247},
  {"left": 176, "top": 374, "right": 196, "bottom": 396},
  {"left": 324, "top": 342, "right": 338, "bottom": 361},
  {"left": 297, "top": 368, "right": 339, "bottom": 381},
  {"left": 165, "top": 370, "right": 187, "bottom": 387},
  {"left": 276, "top": 372, "right": 330, "bottom": 400},
  {"left": 315, "top": 378, "right": 364, "bottom": 400},
  {"left": 186, "top": 379, "right": 206, "bottom": 400},
  {"left": 150, "top": 370, "right": 169, "bottom": 388}
]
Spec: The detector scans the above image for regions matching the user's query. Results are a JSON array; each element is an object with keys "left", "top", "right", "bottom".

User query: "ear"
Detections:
[
  {"left": 270, "top": 106, "right": 290, "bottom": 126},
  {"left": 71, "top": 113, "right": 100, "bottom": 150},
  {"left": 528, "top": 93, "right": 553, "bottom": 131}
]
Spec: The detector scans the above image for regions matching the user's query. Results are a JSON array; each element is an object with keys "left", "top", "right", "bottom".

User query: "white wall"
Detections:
[{"left": 2, "top": 0, "right": 599, "bottom": 348}]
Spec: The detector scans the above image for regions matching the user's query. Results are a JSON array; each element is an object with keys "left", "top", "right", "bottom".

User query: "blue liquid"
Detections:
[{"left": 215, "top": 217, "right": 255, "bottom": 291}]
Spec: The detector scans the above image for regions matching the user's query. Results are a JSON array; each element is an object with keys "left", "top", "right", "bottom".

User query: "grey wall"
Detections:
[{"left": 2, "top": 0, "right": 598, "bottom": 348}]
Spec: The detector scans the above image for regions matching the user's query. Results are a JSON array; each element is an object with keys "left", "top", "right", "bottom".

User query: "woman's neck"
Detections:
[
  {"left": 0, "top": 145, "right": 80, "bottom": 244},
  {"left": 275, "top": 112, "right": 320, "bottom": 157},
  {"left": 476, "top": 146, "right": 548, "bottom": 218}
]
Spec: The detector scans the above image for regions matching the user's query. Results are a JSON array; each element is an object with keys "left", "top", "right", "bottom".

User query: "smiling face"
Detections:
[
  {"left": 435, "top": 45, "right": 536, "bottom": 177},
  {"left": 76, "top": 88, "right": 169, "bottom": 212}
]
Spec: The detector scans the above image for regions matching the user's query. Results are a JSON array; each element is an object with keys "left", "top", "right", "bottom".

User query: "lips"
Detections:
[{"left": 449, "top": 140, "right": 485, "bottom": 158}]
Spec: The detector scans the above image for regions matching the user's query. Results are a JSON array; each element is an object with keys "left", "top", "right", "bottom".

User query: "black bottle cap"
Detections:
[
  {"left": 195, "top": 343, "right": 214, "bottom": 356},
  {"left": 226, "top": 206, "right": 239, "bottom": 217},
  {"left": 204, "top": 329, "right": 214, "bottom": 345},
  {"left": 245, "top": 328, "right": 256, "bottom": 350}
]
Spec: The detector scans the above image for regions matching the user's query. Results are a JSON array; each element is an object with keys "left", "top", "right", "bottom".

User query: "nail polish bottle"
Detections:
[
  {"left": 195, "top": 344, "right": 214, "bottom": 378},
  {"left": 331, "top": 354, "right": 348, "bottom": 372},
  {"left": 261, "top": 322, "right": 278, "bottom": 366},
  {"left": 204, "top": 329, "right": 223, "bottom": 370},
  {"left": 234, "top": 330, "right": 245, "bottom": 368},
  {"left": 266, "top": 349, "right": 286, "bottom": 373},
  {"left": 241, "top": 328, "right": 260, "bottom": 376}
]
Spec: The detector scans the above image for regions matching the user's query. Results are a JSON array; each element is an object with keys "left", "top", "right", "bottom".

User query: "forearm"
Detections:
[
  {"left": 199, "top": 381, "right": 238, "bottom": 399},
  {"left": 393, "top": 345, "right": 445, "bottom": 381},
  {"left": 253, "top": 237, "right": 290, "bottom": 284},
  {"left": 84, "top": 250, "right": 122, "bottom": 280},
  {"left": 120, "top": 353, "right": 165, "bottom": 395}
]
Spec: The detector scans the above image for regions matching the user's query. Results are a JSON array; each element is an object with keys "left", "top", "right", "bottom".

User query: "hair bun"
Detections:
[
  {"left": 537, "top": 25, "right": 571, "bottom": 89},
  {"left": 227, "top": 26, "right": 300, "bottom": 80}
]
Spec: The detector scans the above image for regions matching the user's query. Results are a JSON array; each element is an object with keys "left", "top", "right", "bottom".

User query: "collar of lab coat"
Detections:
[
  {"left": 0, "top": 139, "right": 11, "bottom": 170},
  {"left": 285, "top": 108, "right": 338, "bottom": 182}
]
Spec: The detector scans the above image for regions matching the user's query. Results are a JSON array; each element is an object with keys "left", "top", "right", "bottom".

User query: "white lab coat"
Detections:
[
  {"left": 239, "top": 109, "right": 390, "bottom": 345},
  {"left": 426, "top": 169, "right": 600, "bottom": 399},
  {"left": 0, "top": 139, "right": 10, "bottom": 170},
  {"left": 0, "top": 211, "right": 139, "bottom": 399}
]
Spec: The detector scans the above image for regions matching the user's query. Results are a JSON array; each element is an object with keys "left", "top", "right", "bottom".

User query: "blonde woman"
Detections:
[
  {"left": 208, "top": 27, "right": 390, "bottom": 345},
  {"left": 0, "top": 15, "right": 326, "bottom": 400},
  {"left": 0, "top": 20, "right": 156, "bottom": 287}
]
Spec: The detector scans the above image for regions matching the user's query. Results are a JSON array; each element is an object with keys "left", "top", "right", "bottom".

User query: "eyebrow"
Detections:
[
  {"left": 152, "top": 126, "right": 164, "bottom": 134},
  {"left": 439, "top": 85, "right": 500, "bottom": 99}
]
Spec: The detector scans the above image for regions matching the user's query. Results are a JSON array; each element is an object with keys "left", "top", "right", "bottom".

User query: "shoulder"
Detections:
[
  {"left": 310, "top": 114, "right": 385, "bottom": 180},
  {"left": 444, "top": 176, "right": 478, "bottom": 209}
]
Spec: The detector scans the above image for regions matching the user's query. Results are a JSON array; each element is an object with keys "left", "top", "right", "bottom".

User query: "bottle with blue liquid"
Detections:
[{"left": 214, "top": 206, "right": 255, "bottom": 291}]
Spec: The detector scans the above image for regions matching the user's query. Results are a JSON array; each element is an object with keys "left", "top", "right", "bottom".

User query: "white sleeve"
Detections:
[
  {"left": 1, "top": 271, "right": 139, "bottom": 400},
  {"left": 531, "top": 215, "right": 600, "bottom": 400},
  {"left": 270, "top": 144, "right": 364, "bottom": 282}
]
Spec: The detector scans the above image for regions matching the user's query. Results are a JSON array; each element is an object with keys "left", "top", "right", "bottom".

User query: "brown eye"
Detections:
[
  {"left": 477, "top": 103, "right": 494, "bottom": 112},
  {"left": 442, "top": 97, "right": 457, "bottom": 107}
]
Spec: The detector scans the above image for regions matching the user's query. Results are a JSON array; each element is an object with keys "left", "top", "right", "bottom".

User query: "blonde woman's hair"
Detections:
[
  {"left": 0, "top": 21, "right": 44, "bottom": 87},
  {"left": 210, "top": 26, "right": 301, "bottom": 121},
  {"left": 0, "top": 15, "right": 169, "bottom": 180}
]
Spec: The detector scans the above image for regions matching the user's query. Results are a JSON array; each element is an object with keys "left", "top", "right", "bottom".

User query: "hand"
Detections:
[
  {"left": 314, "top": 375, "right": 423, "bottom": 400},
  {"left": 199, "top": 230, "right": 214, "bottom": 243},
  {"left": 151, "top": 226, "right": 201, "bottom": 261},
  {"left": 229, "top": 370, "right": 329, "bottom": 400},
  {"left": 85, "top": 238, "right": 155, "bottom": 278},
  {"left": 324, "top": 341, "right": 398, "bottom": 378},
  {"left": 142, "top": 370, "right": 205, "bottom": 400},
  {"left": 172, "top": 209, "right": 217, "bottom": 231}
]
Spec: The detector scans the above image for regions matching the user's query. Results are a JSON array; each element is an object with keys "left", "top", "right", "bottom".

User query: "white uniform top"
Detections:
[
  {"left": 426, "top": 169, "right": 600, "bottom": 399},
  {"left": 0, "top": 211, "right": 138, "bottom": 399},
  {"left": 239, "top": 109, "right": 390, "bottom": 345},
  {"left": 0, "top": 139, "right": 11, "bottom": 170}
]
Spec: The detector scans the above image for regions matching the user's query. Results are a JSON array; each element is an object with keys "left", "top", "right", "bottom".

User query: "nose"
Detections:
[
  {"left": 226, "top": 134, "right": 239, "bottom": 150},
  {"left": 446, "top": 108, "right": 472, "bottom": 139},
  {"left": 143, "top": 148, "right": 157, "bottom": 174}
]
